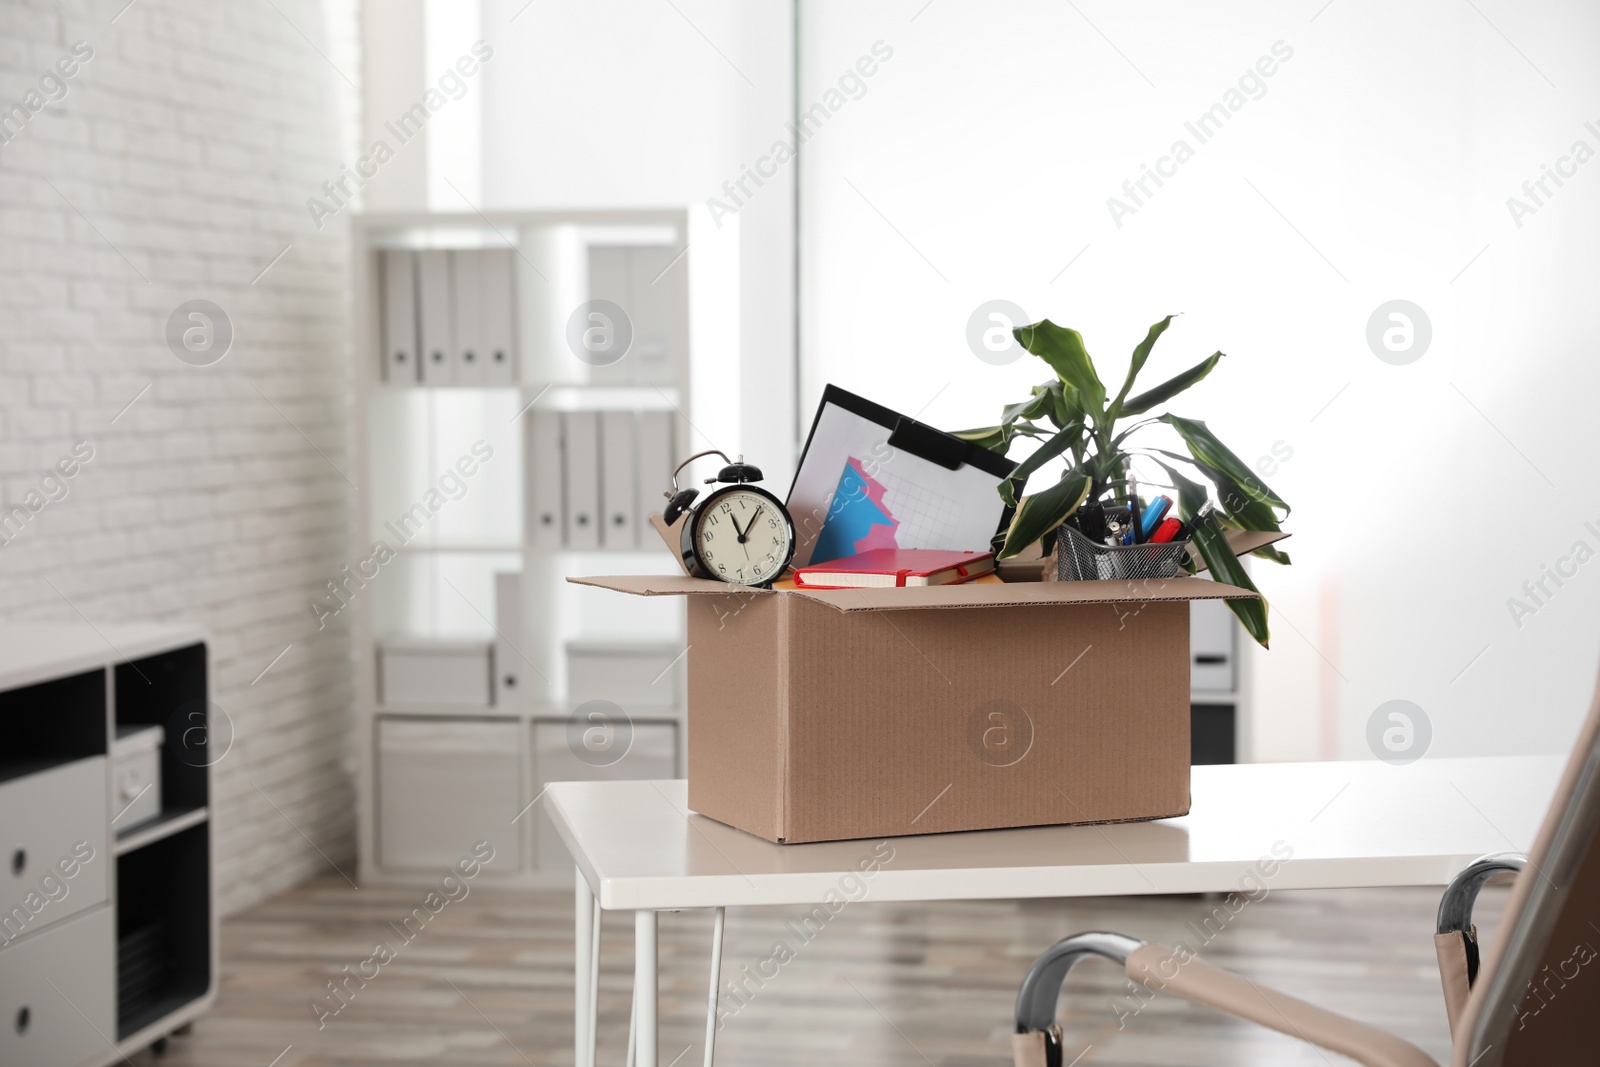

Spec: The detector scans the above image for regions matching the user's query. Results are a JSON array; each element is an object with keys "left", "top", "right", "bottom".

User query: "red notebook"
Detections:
[{"left": 792, "top": 549, "right": 995, "bottom": 589}]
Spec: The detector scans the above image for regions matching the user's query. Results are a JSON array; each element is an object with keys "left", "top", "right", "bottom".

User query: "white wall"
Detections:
[
  {"left": 0, "top": 0, "right": 361, "bottom": 916},
  {"left": 477, "top": 0, "right": 798, "bottom": 480},
  {"left": 798, "top": 0, "right": 1600, "bottom": 760}
]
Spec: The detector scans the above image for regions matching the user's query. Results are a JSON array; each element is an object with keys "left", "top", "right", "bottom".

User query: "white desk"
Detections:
[{"left": 547, "top": 755, "right": 1559, "bottom": 1067}]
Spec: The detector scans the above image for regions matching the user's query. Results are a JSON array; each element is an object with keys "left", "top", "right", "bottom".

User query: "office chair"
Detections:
[{"left": 1011, "top": 670, "right": 1600, "bottom": 1067}]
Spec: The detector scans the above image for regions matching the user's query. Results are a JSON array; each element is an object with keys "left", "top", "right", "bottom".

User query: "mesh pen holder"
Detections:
[{"left": 1055, "top": 522, "right": 1189, "bottom": 582}]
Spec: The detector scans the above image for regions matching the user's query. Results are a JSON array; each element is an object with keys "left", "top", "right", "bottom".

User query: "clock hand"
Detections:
[
  {"left": 734, "top": 505, "right": 763, "bottom": 543},
  {"left": 737, "top": 505, "right": 763, "bottom": 543}
]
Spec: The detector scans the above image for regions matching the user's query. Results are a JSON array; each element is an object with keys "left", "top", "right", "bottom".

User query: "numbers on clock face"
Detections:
[{"left": 695, "top": 489, "right": 791, "bottom": 585}]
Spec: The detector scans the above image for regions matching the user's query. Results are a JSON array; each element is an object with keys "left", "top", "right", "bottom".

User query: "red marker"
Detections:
[{"left": 1149, "top": 517, "right": 1183, "bottom": 544}]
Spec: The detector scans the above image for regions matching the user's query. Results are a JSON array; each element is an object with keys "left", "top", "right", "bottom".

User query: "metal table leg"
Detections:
[
  {"left": 575, "top": 871, "right": 595, "bottom": 1067},
  {"left": 704, "top": 908, "right": 725, "bottom": 1067},
  {"left": 635, "top": 910, "right": 658, "bottom": 1067}
]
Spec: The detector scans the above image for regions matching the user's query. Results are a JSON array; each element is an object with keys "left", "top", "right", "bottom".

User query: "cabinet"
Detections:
[
  {"left": 353, "top": 211, "right": 694, "bottom": 888},
  {"left": 376, "top": 718, "right": 524, "bottom": 870},
  {"left": 1189, "top": 597, "right": 1246, "bottom": 764},
  {"left": 0, "top": 908, "right": 114, "bottom": 1067},
  {"left": 0, "top": 622, "right": 214, "bottom": 1067}
]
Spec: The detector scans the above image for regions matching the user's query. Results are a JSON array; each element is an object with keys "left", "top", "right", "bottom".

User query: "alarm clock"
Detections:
[{"left": 663, "top": 450, "right": 796, "bottom": 588}]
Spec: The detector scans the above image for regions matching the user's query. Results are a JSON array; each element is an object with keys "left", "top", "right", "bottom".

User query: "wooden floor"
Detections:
[{"left": 127, "top": 876, "right": 1503, "bottom": 1067}]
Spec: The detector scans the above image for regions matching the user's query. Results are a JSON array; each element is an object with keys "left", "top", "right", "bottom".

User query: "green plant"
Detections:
[{"left": 956, "top": 316, "right": 1289, "bottom": 647}]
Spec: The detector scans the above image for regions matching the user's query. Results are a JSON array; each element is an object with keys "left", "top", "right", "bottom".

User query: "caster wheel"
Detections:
[
  {"left": 173, "top": 1023, "right": 194, "bottom": 1036},
  {"left": 151, "top": 1036, "right": 167, "bottom": 1056}
]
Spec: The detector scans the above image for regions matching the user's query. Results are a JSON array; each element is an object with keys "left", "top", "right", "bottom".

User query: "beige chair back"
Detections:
[{"left": 1455, "top": 666, "right": 1600, "bottom": 1066}]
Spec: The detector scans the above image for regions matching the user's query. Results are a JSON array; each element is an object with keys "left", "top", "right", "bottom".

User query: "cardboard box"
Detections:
[{"left": 569, "top": 570, "right": 1260, "bottom": 844}]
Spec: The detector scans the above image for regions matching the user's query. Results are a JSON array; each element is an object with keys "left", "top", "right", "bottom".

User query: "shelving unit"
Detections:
[
  {"left": 0, "top": 621, "right": 213, "bottom": 1067},
  {"left": 351, "top": 210, "right": 698, "bottom": 888},
  {"left": 1188, "top": 598, "right": 1248, "bottom": 764}
]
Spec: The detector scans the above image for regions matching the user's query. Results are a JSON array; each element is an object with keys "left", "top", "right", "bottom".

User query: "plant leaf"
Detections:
[
  {"left": 998, "top": 421, "right": 1084, "bottom": 507},
  {"left": 1147, "top": 447, "right": 1280, "bottom": 532},
  {"left": 1121, "top": 351, "right": 1224, "bottom": 417},
  {"left": 1251, "top": 543, "right": 1293, "bottom": 565},
  {"left": 1050, "top": 384, "right": 1081, "bottom": 428},
  {"left": 1160, "top": 414, "right": 1289, "bottom": 515},
  {"left": 1145, "top": 456, "right": 1211, "bottom": 520},
  {"left": 951, "top": 425, "right": 1007, "bottom": 452},
  {"left": 1015, "top": 320, "right": 1106, "bottom": 416},
  {"left": 1190, "top": 510, "right": 1271, "bottom": 648},
  {"left": 1109, "top": 315, "right": 1175, "bottom": 418},
  {"left": 997, "top": 469, "right": 1091, "bottom": 559}
]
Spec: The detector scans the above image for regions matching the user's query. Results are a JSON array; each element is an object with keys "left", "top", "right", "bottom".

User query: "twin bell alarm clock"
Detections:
[{"left": 662, "top": 450, "right": 795, "bottom": 588}]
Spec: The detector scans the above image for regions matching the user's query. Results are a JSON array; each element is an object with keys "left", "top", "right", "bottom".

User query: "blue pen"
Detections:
[{"left": 1139, "top": 495, "right": 1173, "bottom": 539}]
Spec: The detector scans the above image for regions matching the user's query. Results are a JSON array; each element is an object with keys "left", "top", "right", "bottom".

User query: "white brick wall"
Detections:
[{"left": 0, "top": 0, "right": 363, "bottom": 916}]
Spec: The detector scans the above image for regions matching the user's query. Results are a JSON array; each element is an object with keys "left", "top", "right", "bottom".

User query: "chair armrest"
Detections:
[
  {"left": 1011, "top": 931, "right": 1144, "bottom": 1067},
  {"left": 1433, "top": 852, "right": 1524, "bottom": 1033},
  {"left": 1436, "top": 852, "right": 1526, "bottom": 937},
  {"left": 1124, "top": 943, "right": 1439, "bottom": 1067}
]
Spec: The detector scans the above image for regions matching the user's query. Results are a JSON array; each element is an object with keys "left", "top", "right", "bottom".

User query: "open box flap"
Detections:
[
  {"left": 567, "top": 573, "right": 772, "bottom": 598},
  {"left": 642, "top": 511, "right": 1288, "bottom": 575},
  {"left": 569, "top": 572, "right": 1256, "bottom": 610},
  {"left": 577, "top": 518, "right": 1288, "bottom": 607}
]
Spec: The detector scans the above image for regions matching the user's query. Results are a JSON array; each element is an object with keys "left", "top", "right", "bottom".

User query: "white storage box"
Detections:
[
  {"left": 377, "top": 717, "right": 524, "bottom": 870},
  {"left": 565, "top": 640, "right": 682, "bottom": 712},
  {"left": 379, "top": 637, "right": 493, "bottom": 706},
  {"left": 111, "top": 724, "right": 163, "bottom": 829}
]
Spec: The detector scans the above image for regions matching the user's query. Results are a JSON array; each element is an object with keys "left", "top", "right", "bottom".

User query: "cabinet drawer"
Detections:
[
  {"left": 0, "top": 758, "right": 107, "bottom": 942},
  {"left": 0, "top": 905, "right": 114, "bottom": 1067},
  {"left": 377, "top": 719, "right": 524, "bottom": 871}
]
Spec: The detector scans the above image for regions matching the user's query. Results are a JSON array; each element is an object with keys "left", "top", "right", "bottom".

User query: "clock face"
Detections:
[{"left": 693, "top": 487, "right": 794, "bottom": 586}]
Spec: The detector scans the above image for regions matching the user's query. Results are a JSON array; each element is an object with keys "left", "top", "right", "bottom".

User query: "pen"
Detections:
[{"left": 1139, "top": 495, "right": 1172, "bottom": 539}]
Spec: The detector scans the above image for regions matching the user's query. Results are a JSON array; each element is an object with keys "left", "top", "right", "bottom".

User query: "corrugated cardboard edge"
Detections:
[
  {"left": 569, "top": 572, "right": 1258, "bottom": 611},
  {"left": 774, "top": 804, "right": 1195, "bottom": 845},
  {"left": 786, "top": 575, "right": 1256, "bottom": 612},
  {"left": 776, "top": 595, "right": 792, "bottom": 841}
]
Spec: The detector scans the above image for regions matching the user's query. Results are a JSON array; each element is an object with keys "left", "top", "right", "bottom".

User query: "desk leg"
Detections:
[
  {"left": 589, "top": 899, "right": 601, "bottom": 1067},
  {"left": 703, "top": 907, "right": 725, "bottom": 1067},
  {"left": 575, "top": 871, "right": 595, "bottom": 1067},
  {"left": 635, "top": 910, "right": 658, "bottom": 1067},
  {"left": 576, "top": 870, "right": 601, "bottom": 1067}
]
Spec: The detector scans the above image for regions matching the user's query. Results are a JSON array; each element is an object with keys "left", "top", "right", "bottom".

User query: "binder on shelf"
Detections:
[
  {"left": 493, "top": 570, "right": 525, "bottom": 706},
  {"left": 417, "top": 249, "right": 454, "bottom": 385},
  {"left": 564, "top": 410, "right": 601, "bottom": 550},
  {"left": 599, "top": 411, "right": 637, "bottom": 548},
  {"left": 482, "top": 249, "right": 517, "bottom": 385},
  {"left": 584, "top": 244, "right": 680, "bottom": 385},
  {"left": 380, "top": 250, "right": 418, "bottom": 385},
  {"left": 453, "top": 250, "right": 489, "bottom": 386},
  {"left": 527, "top": 408, "right": 564, "bottom": 548},
  {"left": 628, "top": 245, "right": 677, "bottom": 378},
  {"left": 635, "top": 409, "right": 674, "bottom": 539}
]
